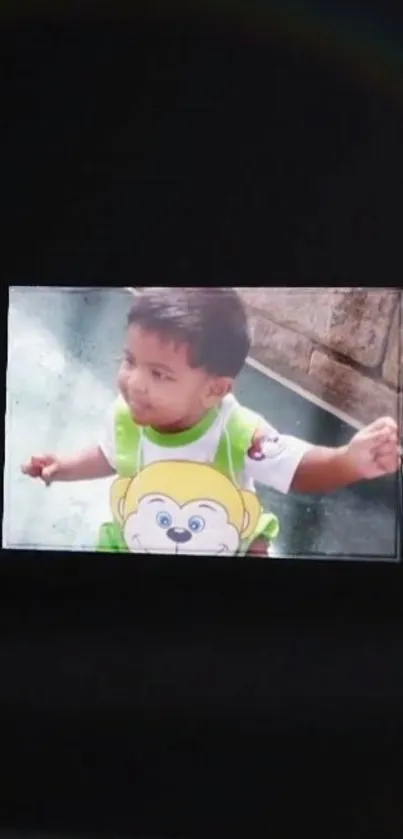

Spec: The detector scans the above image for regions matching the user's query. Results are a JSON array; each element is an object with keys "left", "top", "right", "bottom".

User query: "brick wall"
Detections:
[{"left": 238, "top": 288, "right": 401, "bottom": 425}]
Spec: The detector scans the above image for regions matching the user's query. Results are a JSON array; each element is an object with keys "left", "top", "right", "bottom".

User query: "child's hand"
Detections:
[
  {"left": 21, "top": 454, "right": 60, "bottom": 486},
  {"left": 346, "top": 417, "right": 400, "bottom": 480}
]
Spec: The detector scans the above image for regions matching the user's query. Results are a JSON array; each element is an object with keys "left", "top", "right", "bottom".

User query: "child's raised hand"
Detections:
[
  {"left": 346, "top": 417, "right": 400, "bottom": 480},
  {"left": 21, "top": 454, "right": 60, "bottom": 486}
]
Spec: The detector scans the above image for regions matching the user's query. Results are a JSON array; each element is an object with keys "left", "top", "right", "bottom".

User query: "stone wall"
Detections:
[{"left": 238, "top": 288, "right": 401, "bottom": 426}]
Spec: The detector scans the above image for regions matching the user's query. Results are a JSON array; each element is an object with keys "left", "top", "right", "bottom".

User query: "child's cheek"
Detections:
[{"left": 117, "top": 369, "right": 129, "bottom": 401}]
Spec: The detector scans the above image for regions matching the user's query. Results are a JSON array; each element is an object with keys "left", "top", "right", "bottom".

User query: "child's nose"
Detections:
[{"left": 128, "top": 368, "right": 148, "bottom": 394}]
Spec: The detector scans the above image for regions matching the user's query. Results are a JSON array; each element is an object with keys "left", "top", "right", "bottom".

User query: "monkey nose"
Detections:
[{"left": 166, "top": 527, "right": 192, "bottom": 544}]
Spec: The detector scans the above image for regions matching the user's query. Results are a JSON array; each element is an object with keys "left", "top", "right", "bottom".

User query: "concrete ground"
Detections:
[{"left": 4, "top": 287, "right": 399, "bottom": 559}]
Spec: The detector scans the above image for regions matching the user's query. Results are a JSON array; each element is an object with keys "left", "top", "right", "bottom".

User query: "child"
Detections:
[{"left": 22, "top": 287, "right": 400, "bottom": 557}]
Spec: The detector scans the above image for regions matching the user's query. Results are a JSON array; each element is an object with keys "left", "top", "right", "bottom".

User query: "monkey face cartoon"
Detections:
[{"left": 110, "top": 461, "right": 262, "bottom": 556}]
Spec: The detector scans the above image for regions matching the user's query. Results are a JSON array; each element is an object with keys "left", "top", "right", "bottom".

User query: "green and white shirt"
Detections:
[{"left": 98, "top": 393, "right": 312, "bottom": 557}]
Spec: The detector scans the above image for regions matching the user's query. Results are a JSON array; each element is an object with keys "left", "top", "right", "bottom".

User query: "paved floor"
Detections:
[{"left": 4, "top": 287, "right": 399, "bottom": 559}]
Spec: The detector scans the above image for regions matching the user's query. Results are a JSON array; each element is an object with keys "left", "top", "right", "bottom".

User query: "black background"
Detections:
[
  {"left": 3, "top": 8, "right": 402, "bottom": 286},
  {"left": 2, "top": 2, "right": 403, "bottom": 836}
]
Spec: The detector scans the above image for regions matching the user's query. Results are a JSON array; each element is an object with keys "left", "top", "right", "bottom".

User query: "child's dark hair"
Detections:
[{"left": 128, "top": 287, "right": 251, "bottom": 378}]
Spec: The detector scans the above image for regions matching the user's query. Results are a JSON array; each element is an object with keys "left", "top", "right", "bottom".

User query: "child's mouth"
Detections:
[{"left": 130, "top": 399, "right": 152, "bottom": 417}]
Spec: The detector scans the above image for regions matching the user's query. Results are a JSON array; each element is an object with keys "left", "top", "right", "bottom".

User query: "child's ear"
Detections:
[{"left": 204, "top": 377, "right": 233, "bottom": 406}]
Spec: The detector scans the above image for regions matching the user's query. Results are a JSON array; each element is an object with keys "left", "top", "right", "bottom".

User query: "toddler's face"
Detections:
[{"left": 118, "top": 325, "right": 224, "bottom": 431}]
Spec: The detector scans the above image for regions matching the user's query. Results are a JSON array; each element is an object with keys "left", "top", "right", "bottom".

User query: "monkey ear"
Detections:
[
  {"left": 240, "top": 491, "right": 262, "bottom": 538},
  {"left": 110, "top": 477, "right": 132, "bottom": 525}
]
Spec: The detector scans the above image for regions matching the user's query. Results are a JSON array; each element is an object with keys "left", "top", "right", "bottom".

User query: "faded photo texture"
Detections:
[{"left": 4, "top": 286, "right": 401, "bottom": 559}]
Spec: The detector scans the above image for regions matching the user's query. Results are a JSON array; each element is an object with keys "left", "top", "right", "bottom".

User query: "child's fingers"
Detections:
[
  {"left": 21, "top": 459, "right": 43, "bottom": 477},
  {"left": 32, "top": 454, "right": 54, "bottom": 467},
  {"left": 21, "top": 455, "right": 56, "bottom": 479},
  {"left": 374, "top": 441, "right": 401, "bottom": 466},
  {"left": 374, "top": 454, "right": 400, "bottom": 473},
  {"left": 367, "top": 417, "right": 398, "bottom": 434},
  {"left": 367, "top": 428, "right": 398, "bottom": 447},
  {"left": 41, "top": 463, "right": 58, "bottom": 486},
  {"left": 373, "top": 442, "right": 399, "bottom": 459},
  {"left": 363, "top": 428, "right": 398, "bottom": 447}
]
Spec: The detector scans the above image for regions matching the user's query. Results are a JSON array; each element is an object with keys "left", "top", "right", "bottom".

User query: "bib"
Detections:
[{"left": 98, "top": 398, "right": 279, "bottom": 556}]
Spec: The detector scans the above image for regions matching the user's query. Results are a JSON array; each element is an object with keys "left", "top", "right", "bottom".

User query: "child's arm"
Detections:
[
  {"left": 291, "top": 416, "right": 399, "bottom": 493},
  {"left": 22, "top": 399, "right": 120, "bottom": 485},
  {"left": 290, "top": 444, "right": 361, "bottom": 493},
  {"left": 22, "top": 446, "right": 115, "bottom": 485},
  {"left": 244, "top": 416, "right": 399, "bottom": 496}
]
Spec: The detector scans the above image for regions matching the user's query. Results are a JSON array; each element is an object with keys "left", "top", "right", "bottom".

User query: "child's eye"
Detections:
[
  {"left": 151, "top": 369, "right": 171, "bottom": 381},
  {"left": 123, "top": 355, "right": 135, "bottom": 368}
]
